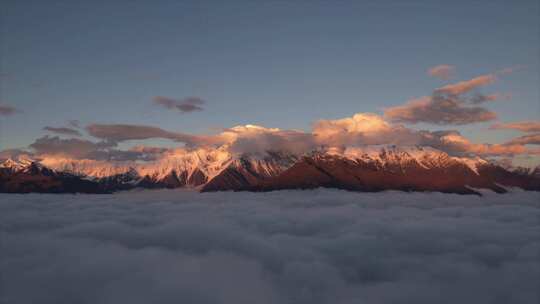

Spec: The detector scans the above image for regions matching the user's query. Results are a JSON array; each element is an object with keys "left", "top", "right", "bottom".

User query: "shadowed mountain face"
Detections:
[
  {"left": 1, "top": 146, "right": 539, "bottom": 195},
  {"left": 0, "top": 162, "right": 106, "bottom": 194},
  {"left": 245, "top": 155, "right": 506, "bottom": 195}
]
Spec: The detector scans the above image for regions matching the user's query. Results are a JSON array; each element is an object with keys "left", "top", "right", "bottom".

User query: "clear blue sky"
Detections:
[{"left": 1, "top": 0, "right": 539, "bottom": 150}]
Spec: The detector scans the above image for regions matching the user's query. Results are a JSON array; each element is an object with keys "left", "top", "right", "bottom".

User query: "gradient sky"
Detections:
[{"left": 1, "top": 0, "right": 539, "bottom": 159}]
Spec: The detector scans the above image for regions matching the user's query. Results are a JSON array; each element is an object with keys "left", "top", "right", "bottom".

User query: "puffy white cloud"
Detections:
[
  {"left": 313, "top": 113, "right": 422, "bottom": 147},
  {"left": 1, "top": 189, "right": 539, "bottom": 304},
  {"left": 222, "top": 125, "right": 317, "bottom": 156},
  {"left": 311, "top": 113, "right": 538, "bottom": 157}
]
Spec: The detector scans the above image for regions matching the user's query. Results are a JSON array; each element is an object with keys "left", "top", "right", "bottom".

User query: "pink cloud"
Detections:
[
  {"left": 427, "top": 64, "right": 455, "bottom": 80},
  {"left": 435, "top": 74, "right": 497, "bottom": 95}
]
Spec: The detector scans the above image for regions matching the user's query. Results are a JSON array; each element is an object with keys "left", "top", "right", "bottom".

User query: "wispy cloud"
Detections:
[
  {"left": 153, "top": 96, "right": 205, "bottom": 113},
  {"left": 0, "top": 104, "right": 18, "bottom": 116},
  {"left": 435, "top": 73, "right": 496, "bottom": 95},
  {"left": 86, "top": 123, "right": 222, "bottom": 147},
  {"left": 427, "top": 64, "right": 455, "bottom": 80},
  {"left": 490, "top": 121, "right": 540, "bottom": 133},
  {"left": 43, "top": 126, "right": 82, "bottom": 137}
]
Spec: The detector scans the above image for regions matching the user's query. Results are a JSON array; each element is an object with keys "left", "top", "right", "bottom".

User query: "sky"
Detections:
[{"left": 1, "top": 0, "right": 539, "bottom": 166}]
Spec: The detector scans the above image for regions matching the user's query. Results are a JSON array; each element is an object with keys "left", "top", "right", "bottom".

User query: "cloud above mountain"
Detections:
[
  {"left": 29, "top": 136, "right": 115, "bottom": 159},
  {"left": 311, "top": 113, "right": 537, "bottom": 157},
  {"left": 1, "top": 67, "right": 536, "bottom": 165},
  {"left": 424, "top": 131, "right": 531, "bottom": 156},
  {"left": 4, "top": 110, "right": 538, "bottom": 163},
  {"left": 384, "top": 70, "right": 512, "bottom": 125},
  {"left": 85, "top": 123, "right": 222, "bottom": 147},
  {"left": 223, "top": 125, "right": 317, "bottom": 156},
  {"left": 384, "top": 95, "right": 498, "bottom": 125},
  {"left": 153, "top": 96, "right": 205, "bottom": 113},
  {"left": 26, "top": 136, "right": 167, "bottom": 161},
  {"left": 313, "top": 113, "right": 423, "bottom": 147}
]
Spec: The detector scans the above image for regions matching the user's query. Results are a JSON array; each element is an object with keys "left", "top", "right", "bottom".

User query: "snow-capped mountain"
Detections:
[
  {"left": 1, "top": 146, "right": 539, "bottom": 194},
  {"left": 0, "top": 158, "right": 105, "bottom": 193}
]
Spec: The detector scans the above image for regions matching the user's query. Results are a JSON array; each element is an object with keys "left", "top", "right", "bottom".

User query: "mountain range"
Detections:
[{"left": 1, "top": 145, "right": 539, "bottom": 195}]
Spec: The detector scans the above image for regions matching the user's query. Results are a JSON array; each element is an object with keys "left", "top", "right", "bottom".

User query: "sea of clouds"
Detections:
[{"left": 1, "top": 189, "right": 539, "bottom": 304}]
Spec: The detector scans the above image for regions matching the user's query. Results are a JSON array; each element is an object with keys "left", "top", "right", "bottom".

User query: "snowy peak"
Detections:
[
  {"left": 0, "top": 157, "right": 35, "bottom": 172},
  {"left": 1, "top": 146, "right": 539, "bottom": 194},
  {"left": 326, "top": 145, "right": 485, "bottom": 175}
]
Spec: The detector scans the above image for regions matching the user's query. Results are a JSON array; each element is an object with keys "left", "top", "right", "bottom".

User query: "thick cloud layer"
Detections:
[{"left": 1, "top": 189, "right": 539, "bottom": 304}]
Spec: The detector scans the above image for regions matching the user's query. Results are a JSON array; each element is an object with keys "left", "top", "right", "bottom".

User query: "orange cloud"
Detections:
[
  {"left": 313, "top": 113, "right": 423, "bottom": 147},
  {"left": 490, "top": 121, "right": 540, "bottom": 133},
  {"left": 433, "top": 132, "right": 530, "bottom": 156},
  {"left": 505, "top": 133, "right": 540, "bottom": 146},
  {"left": 435, "top": 74, "right": 496, "bottom": 95}
]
